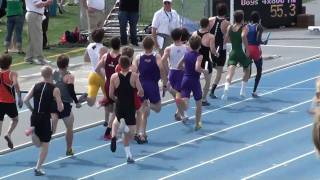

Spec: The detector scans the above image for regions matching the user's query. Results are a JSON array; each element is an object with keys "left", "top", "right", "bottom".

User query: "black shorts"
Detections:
[
  {"left": 0, "top": 102, "right": 18, "bottom": 121},
  {"left": 212, "top": 49, "right": 227, "bottom": 67},
  {"left": 200, "top": 59, "right": 213, "bottom": 74},
  {"left": 51, "top": 102, "right": 72, "bottom": 119},
  {"left": 31, "top": 113, "right": 52, "bottom": 143},
  {"left": 115, "top": 106, "right": 136, "bottom": 126}
]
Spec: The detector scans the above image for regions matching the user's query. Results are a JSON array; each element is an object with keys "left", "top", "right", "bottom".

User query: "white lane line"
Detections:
[
  {"left": 242, "top": 150, "right": 315, "bottom": 180},
  {"left": 159, "top": 123, "right": 312, "bottom": 180},
  {"left": 78, "top": 99, "right": 312, "bottom": 180},
  {"left": 265, "top": 45, "right": 320, "bottom": 49},
  {"left": 229, "top": 87, "right": 315, "bottom": 91},
  {"left": 0, "top": 75, "right": 317, "bottom": 179}
]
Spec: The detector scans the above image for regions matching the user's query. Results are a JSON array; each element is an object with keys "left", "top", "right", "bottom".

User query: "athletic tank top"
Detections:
[
  {"left": 230, "top": 26, "right": 244, "bottom": 52},
  {"left": 210, "top": 17, "right": 225, "bottom": 51},
  {"left": 87, "top": 43, "right": 104, "bottom": 71},
  {"left": 53, "top": 70, "right": 73, "bottom": 103},
  {"left": 33, "top": 82, "right": 55, "bottom": 114},
  {"left": 197, "top": 31, "right": 211, "bottom": 62},
  {"left": 138, "top": 53, "right": 160, "bottom": 82},
  {"left": 247, "top": 23, "right": 258, "bottom": 45},
  {"left": 183, "top": 51, "right": 200, "bottom": 79},
  {"left": 0, "top": 70, "right": 15, "bottom": 103},
  {"left": 104, "top": 53, "right": 120, "bottom": 80},
  {"left": 115, "top": 72, "right": 135, "bottom": 110},
  {"left": 169, "top": 44, "right": 187, "bottom": 69}
]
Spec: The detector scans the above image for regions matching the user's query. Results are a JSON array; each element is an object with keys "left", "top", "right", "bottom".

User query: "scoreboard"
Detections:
[{"left": 211, "top": 0, "right": 302, "bottom": 28}]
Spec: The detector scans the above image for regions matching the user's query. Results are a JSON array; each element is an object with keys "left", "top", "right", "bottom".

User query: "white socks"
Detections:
[
  {"left": 240, "top": 81, "right": 247, "bottom": 97},
  {"left": 222, "top": 82, "right": 230, "bottom": 100},
  {"left": 124, "top": 146, "right": 132, "bottom": 159},
  {"left": 224, "top": 82, "right": 230, "bottom": 92}
]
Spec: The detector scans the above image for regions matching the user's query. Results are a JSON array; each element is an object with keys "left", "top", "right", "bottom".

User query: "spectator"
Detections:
[
  {"left": 118, "top": 0, "right": 139, "bottom": 46},
  {"left": 42, "top": 5, "right": 50, "bottom": 49},
  {"left": 79, "top": 0, "right": 87, "bottom": 31},
  {"left": 151, "top": 0, "right": 180, "bottom": 55},
  {"left": 84, "top": 0, "right": 106, "bottom": 41},
  {"left": 25, "top": 0, "right": 52, "bottom": 65},
  {"left": 4, "top": 0, "right": 25, "bottom": 54}
]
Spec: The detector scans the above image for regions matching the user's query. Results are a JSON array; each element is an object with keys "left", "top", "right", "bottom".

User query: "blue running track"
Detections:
[{"left": 0, "top": 59, "right": 319, "bottom": 180}]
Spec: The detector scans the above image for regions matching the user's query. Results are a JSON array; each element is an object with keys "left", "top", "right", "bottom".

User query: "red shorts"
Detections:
[{"left": 248, "top": 45, "right": 262, "bottom": 61}]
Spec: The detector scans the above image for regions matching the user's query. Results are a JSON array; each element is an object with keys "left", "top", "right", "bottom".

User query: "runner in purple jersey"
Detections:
[
  {"left": 177, "top": 35, "right": 208, "bottom": 130},
  {"left": 132, "top": 36, "right": 165, "bottom": 143}
]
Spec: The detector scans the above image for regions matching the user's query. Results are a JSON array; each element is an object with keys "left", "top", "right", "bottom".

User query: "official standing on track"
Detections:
[{"left": 151, "top": 0, "right": 180, "bottom": 55}]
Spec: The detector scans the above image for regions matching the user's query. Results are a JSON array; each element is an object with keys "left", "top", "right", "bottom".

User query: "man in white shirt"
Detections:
[
  {"left": 84, "top": 0, "right": 106, "bottom": 41},
  {"left": 25, "top": 0, "right": 52, "bottom": 65},
  {"left": 151, "top": 0, "right": 180, "bottom": 55}
]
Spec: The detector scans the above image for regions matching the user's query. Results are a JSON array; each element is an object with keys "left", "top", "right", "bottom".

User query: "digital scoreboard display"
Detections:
[{"left": 212, "top": 0, "right": 302, "bottom": 28}]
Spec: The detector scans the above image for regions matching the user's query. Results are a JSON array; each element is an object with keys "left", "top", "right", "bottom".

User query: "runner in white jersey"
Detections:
[
  {"left": 162, "top": 28, "right": 188, "bottom": 121},
  {"left": 82, "top": 29, "right": 109, "bottom": 124}
]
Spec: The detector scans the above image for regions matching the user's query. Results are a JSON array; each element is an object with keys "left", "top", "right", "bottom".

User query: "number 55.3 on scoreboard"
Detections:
[{"left": 211, "top": 0, "right": 302, "bottom": 28}]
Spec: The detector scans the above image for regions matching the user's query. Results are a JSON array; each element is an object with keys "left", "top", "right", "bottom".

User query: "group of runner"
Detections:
[{"left": 0, "top": 3, "right": 281, "bottom": 176}]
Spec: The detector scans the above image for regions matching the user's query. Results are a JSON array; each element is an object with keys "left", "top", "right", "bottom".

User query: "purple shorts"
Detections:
[
  {"left": 181, "top": 77, "right": 202, "bottom": 101},
  {"left": 168, "top": 69, "right": 184, "bottom": 92},
  {"left": 141, "top": 80, "right": 161, "bottom": 104}
]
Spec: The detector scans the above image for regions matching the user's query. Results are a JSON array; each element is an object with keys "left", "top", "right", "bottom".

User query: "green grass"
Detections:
[{"left": 0, "top": 5, "right": 86, "bottom": 70}]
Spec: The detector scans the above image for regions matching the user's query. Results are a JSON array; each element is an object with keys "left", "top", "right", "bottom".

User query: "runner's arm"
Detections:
[
  {"left": 209, "top": 35, "right": 218, "bottom": 57},
  {"left": 131, "top": 55, "right": 140, "bottom": 73},
  {"left": 53, "top": 88, "right": 64, "bottom": 112},
  {"left": 195, "top": 55, "right": 207, "bottom": 74},
  {"left": 11, "top": 72, "right": 22, "bottom": 107},
  {"left": 223, "top": 25, "right": 231, "bottom": 45},
  {"left": 109, "top": 74, "right": 117, "bottom": 101},
  {"left": 161, "top": 47, "right": 170, "bottom": 79},
  {"left": 241, "top": 26, "right": 250, "bottom": 57},
  {"left": 157, "top": 54, "right": 167, "bottom": 88},
  {"left": 95, "top": 55, "right": 105, "bottom": 77},
  {"left": 64, "top": 74, "right": 79, "bottom": 104},
  {"left": 23, "top": 85, "right": 35, "bottom": 112},
  {"left": 256, "top": 24, "right": 264, "bottom": 45},
  {"left": 133, "top": 73, "right": 144, "bottom": 97}
]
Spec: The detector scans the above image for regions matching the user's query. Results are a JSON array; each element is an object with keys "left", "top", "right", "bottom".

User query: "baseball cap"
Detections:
[{"left": 163, "top": 0, "right": 172, "bottom": 3}]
